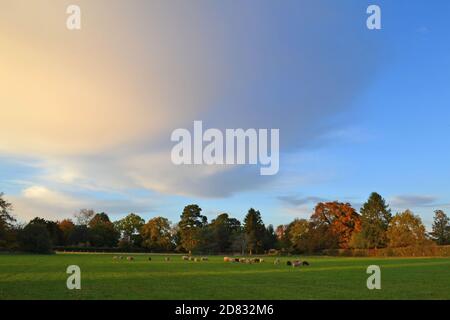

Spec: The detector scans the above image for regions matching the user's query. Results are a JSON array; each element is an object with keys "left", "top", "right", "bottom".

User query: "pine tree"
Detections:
[
  {"left": 243, "top": 208, "right": 265, "bottom": 255},
  {"left": 431, "top": 210, "right": 450, "bottom": 245},
  {"left": 357, "top": 192, "right": 392, "bottom": 248}
]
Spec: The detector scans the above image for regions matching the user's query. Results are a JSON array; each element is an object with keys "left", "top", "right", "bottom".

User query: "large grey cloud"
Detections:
[{"left": 1, "top": 0, "right": 387, "bottom": 200}]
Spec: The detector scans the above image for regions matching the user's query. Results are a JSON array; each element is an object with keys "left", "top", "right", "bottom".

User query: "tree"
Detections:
[
  {"left": 387, "top": 210, "right": 427, "bottom": 248},
  {"left": 0, "top": 193, "right": 15, "bottom": 226},
  {"left": 243, "top": 208, "right": 266, "bottom": 254},
  {"left": 88, "top": 212, "right": 119, "bottom": 247},
  {"left": 67, "top": 225, "right": 89, "bottom": 246},
  {"left": 114, "top": 213, "right": 145, "bottom": 246},
  {"left": 206, "top": 213, "right": 241, "bottom": 253},
  {"left": 263, "top": 224, "right": 278, "bottom": 251},
  {"left": 29, "top": 217, "right": 63, "bottom": 246},
  {"left": 311, "top": 202, "right": 361, "bottom": 249},
  {"left": 141, "top": 217, "right": 174, "bottom": 251},
  {"left": 0, "top": 193, "right": 15, "bottom": 246},
  {"left": 74, "top": 208, "right": 95, "bottom": 226},
  {"left": 354, "top": 192, "right": 392, "bottom": 249},
  {"left": 18, "top": 223, "right": 52, "bottom": 253},
  {"left": 285, "top": 219, "right": 310, "bottom": 253},
  {"left": 178, "top": 204, "right": 207, "bottom": 253},
  {"left": 58, "top": 219, "right": 76, "bottom": 245},
  {"left": 430, "top": 210, "right": 450, "bottom": 245}
]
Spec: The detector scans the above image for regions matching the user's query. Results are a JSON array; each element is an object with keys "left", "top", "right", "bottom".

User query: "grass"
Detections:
[{"left": 1, "top": 253, "right": 450, "bottom": 300}]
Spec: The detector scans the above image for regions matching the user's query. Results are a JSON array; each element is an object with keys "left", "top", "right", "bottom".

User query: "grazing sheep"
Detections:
[
  {"left": 234, "top": 258, "right": 240, "bottom": 263},
  {"left": 182, "top": 256, "right": 189, "bottom": 261},
  {"left": 274, "top": 258, "right": 280, "bottom": 265},
  {"left": 292, "top": 261, "right": 301, "bottom": 268},
  {"left": 224, "top": 257, "right": 230, "bottom": 262},
  {"left": 239, "top": 258, "right": 246, "bottom": 263},
  {"left": 286, "top": 261, "right": 292, "bottom": 266},
  {"left": 165, "top": 257, "right": 170, "bottom": 261},
  {"left": 188, "top": 256, "right": 195, "bottom": 261},
  {"left": 194, "top": 258, "right": 200, "bottom": 262},
  {"left": 113, "top": 256, "right": 118, "bottom": 260},
  {"left": 259, "top": 258, "right": 264, "bottom": 263},
  {"left": 126, "top": 256, "right": 134, "bottom": 261},
  {"left": 201, "top": 257, "right": 208, "bottom": 261},
  {"left": 119, "top": 256, "right": 124, "bottom": 260},
  {"left": 302, "top": 261, "right": 309, "bottom": 266}
]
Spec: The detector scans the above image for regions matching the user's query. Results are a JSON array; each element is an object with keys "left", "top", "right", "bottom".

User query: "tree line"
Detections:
[{"left": 1, "top": 192, "right": 450, "bottom": 254}]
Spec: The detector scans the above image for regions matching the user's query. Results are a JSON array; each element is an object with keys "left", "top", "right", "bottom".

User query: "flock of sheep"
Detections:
[{"left": 112, "top": 255, "right": 309, "bottom": 267}]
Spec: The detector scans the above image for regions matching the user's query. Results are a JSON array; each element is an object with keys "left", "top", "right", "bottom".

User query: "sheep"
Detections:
[
  {"left": 224, "top": 257, "right": 231, "bottom": 262},
  {"left": 119, "top": 256, "right": 124, "bottom": 260},
  {"left": 182, "top": 256, "right": 189, "bottom": 261},
  {"left": 194, "top": 258, "right": 200, "bottom": 262},
  {"left": 259, "top": 258, "right": 264, "bottom": 263},
  {"left": 292, "top": 261, "right": 301, "bottom": 268},
  {"left": 274, "top": 258, "right": 280, "bottom": 265},
  {"left": 239, "top": 258, "right": 246, "bottom": 263},
  {"left": 201, "top": 257, "right": 208, "bottom": 261},
  {"left": 126, "top": 256, "right": 134, "bottom": 261},
  {"left": 188, "top": 256, "right": 195, "bottom": 261},
  {"left": 302, "top": 261, "right": 309, "bottom": 266},
  {"left": 165, "top": 257, "right": 170, "bottom": 261},
  {"left": 234, "top": 258, "right": 240, "bottom": 263},
  {"left": 286, "top": 261, "right": 292, "bottom": 266},
  {"left": 113, "top": 256, "right": 118, "bottom": 260}
]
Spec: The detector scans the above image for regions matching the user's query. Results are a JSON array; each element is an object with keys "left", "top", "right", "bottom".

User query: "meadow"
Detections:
[{"left": 1, "top": 253, "right": 450, "bottom": 300}]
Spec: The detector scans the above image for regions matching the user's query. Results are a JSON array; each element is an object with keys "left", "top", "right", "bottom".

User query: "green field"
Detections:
[{"left": 1, "top": 253, "right": 450, "bottom": 300}]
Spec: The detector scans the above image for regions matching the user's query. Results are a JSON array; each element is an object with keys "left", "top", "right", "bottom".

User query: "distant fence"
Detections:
[{"left": 322, "top": 245, "right": 450, "bottom": 257}]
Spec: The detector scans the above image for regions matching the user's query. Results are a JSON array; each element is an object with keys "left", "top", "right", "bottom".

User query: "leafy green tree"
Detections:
[
  {"left": 67, "top": 225, "right": 89, "bottom": 246},
  {"left": 243, "top": 208, "right": 266, "bottom": 254},
  {"left": 387, "top": 210, "right": 427, "bottom": 248},
  {"left": 354, "top": 192, "right": 392, "bottom": 248},
  {"left": 178, "top": 204, "right": 207, "bottom": 253},
  {"left": 88, "top": 212, "right": 119, "bottom": 247},
  {"left": 18, "top": 223, "right": 52, "bottom": 253},
  {"left": 430, "top": 210, "right": 450, "bottom": 245},
  {"left": 208, "top": 213, "right": 241, "bottom": 253},
  {"left": 29, "top": 217, "right": 63, "bottom": 246},
  {"left": 141, "top": 217, "right": 174, "bottom": 251},
  {"left": 114, "top": 213, "right": 145, "bottom": 246}
]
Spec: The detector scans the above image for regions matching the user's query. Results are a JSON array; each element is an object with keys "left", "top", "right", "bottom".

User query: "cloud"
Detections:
[
  {"left": 391, "top": 195, "right": 438, "bottom": 208},
  {"left": 0, "top": 1, "right": 386, "bottom": 200},
  {"left": 278, "top": 195, "right": 327, "bottom": 206},
  {"left": 9, "top": 185, "right": 157, "bottom": 223}
]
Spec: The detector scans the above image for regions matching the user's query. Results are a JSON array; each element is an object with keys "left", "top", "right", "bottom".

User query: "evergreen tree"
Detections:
[
  {"left": 431, "top": 210, "right": 450, "bottom": 245},
  {"left": 356, "top": 192, "right": 392, "bottom": 248},
  {"left": 243, "top": 208, "right": 265, "bottom": 254},
  {"left": 178, "top": 204, "right": 207, "bottom": 253}
]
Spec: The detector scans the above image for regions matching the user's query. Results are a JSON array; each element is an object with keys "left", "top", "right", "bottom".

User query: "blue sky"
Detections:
[{"left": 1, "top": 0, "right": 450, "bottom": 229}]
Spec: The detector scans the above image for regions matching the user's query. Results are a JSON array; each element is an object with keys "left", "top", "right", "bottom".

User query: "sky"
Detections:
[{"left": 1, "top": 0, "right": 450, "bottom": 229}]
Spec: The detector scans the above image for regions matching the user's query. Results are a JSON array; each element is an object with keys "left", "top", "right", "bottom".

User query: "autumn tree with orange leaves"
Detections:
[{"left": 310, "top": 201, "right": 361, "bottom": 249}]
